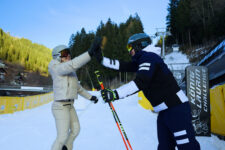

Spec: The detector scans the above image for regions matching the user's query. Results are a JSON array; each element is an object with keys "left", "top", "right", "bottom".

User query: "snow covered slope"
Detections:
[
  {"left": 164, "top": 51, "right": 190, "bottom": 70},
  {"left": 0, "top": 92, "right": 225, "bottom": 150},
  {"left": 164, "top": 51, "right": 191, "bottom": 84}
]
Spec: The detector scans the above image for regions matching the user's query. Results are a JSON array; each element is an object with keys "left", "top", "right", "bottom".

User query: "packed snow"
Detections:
[
  {"left": 0, "top": 92, "right": 225, "bottom": 150},
  {"left": 164, "top": 50, "right": 191, "bottom": 84},
  {"left": 164, "top": 51, "right": 190, "bottom": 71},
  {"left": 1, "top": 50, "right": 224, "bottom": 150}
]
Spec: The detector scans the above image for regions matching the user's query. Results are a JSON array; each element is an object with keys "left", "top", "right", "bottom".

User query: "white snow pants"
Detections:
[{"left": 51, "top": 101, "right": 80, "bottom": 150}]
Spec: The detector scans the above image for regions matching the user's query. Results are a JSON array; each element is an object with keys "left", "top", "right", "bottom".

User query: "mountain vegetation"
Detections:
[
  {"left": 69, "top": 14, "right": 144, "bottom": 88},
  {"left": 166, "top": 0, "right": 225, "bottom": 47},
  {"left": 0, "top": 28, "right": 52, "bottom": 75}
]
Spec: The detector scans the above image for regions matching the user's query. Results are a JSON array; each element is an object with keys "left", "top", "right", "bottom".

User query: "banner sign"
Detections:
[{"left": 186, "top": 66, "right": 211, "bottom": 136}]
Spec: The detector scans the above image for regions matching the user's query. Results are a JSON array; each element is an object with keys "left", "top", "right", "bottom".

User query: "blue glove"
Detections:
[{"left": 101, "top": 88, "right": 119, "bottom": 103}]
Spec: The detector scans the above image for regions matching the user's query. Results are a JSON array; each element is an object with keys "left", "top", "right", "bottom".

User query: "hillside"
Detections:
[
  {"left": 0, "top": 60, "right": 52, "bottom": 96},
  {"left": 0, "top": 28, "right": 53, "bottom": 96},
  {"left": 0, "top": 60, "right": 52, "bottom": 85},
  {"left": 0, "top": 28, "right": 52, "bottom": 75}
]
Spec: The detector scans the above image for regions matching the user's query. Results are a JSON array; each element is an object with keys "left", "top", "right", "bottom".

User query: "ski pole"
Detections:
[
  {"left": 95, "top": 70, "right": 133, "bottom": 150},
  {"left": 109, "top": 102, "right": 133, "bottom": 150},
  {"left": 95, "top": 71, "right": 129, "bottom": 150}
]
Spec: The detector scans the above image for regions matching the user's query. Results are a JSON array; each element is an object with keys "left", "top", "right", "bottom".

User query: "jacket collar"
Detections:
[{"left": 132, "top": 50, "right": 143, "bottom": 61}]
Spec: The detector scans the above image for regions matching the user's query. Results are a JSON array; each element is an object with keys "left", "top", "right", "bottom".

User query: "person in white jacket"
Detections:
[{"left": 48, "top": 38, "right": 101, "bottom": 150}]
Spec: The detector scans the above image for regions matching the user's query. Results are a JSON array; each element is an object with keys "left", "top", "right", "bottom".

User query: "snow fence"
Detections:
[
  {"left": 210, "top": 84, "right": 225, "bottom": 136},
  {"left": 138, "top": 91, "right": 153, "bottom": 110},
  {"left": 0, "top": 92, "right": 53, "bottom": 114}
]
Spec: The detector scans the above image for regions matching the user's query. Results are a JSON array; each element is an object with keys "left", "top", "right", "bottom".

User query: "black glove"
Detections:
[
  {"left": 88, "top": 36, "right": 102, "bottom": 57},
  {"left": 90, "top": 96, "right": 98, "bottom": 104},
  {"left": 101, "top": 89, "right": 119, "bottom": 103},
  {"left": 94, "top": 48, "right": 103, "bottom": 63}
]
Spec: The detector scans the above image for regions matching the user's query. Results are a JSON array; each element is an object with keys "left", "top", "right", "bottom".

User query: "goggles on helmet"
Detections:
[
  {"left": 60, "top": 49, "right": 71, "bottom": 58},
  {"left": 127, "top": 44, "right": 133, "bottom": 52}
]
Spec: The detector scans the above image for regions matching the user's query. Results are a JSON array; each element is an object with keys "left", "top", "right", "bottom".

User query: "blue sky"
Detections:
[{"left": 0, "top": 0, "right": 169, "bottom": 49}]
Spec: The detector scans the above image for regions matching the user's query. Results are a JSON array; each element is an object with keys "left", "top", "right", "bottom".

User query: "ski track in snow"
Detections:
[{"left": 0, "top": 92, "right": 225, "bottom": 150}]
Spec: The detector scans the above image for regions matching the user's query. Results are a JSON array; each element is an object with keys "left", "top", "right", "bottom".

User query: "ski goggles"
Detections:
[
  {"left": 127, "top": 44, "right": 133, "bottom": 52},
  {"left": 60, "top": 49, "right": 71, "bottom": 58}
]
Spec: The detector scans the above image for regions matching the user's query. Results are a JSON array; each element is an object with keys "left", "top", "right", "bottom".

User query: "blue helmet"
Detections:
[{"left": 127, "top": 33, "right": 152, "bottom": 52}]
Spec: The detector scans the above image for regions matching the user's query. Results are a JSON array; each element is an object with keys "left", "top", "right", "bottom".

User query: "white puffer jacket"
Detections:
[{"left": 48, "top": 52, "right": 92, "bottom": 101}]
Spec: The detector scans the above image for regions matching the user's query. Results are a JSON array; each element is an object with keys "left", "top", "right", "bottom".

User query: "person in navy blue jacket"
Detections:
[{"left": 97, "top": 33, "right": 200, "bottom": 150}]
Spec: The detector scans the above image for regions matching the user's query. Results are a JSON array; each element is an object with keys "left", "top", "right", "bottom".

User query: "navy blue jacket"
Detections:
[{"left": 102, "top": 50, "right": 188, "bottom": 112}]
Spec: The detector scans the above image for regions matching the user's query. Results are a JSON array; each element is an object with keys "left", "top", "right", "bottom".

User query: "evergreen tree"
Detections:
[
  {"left": 167, "top": 0, "right": 225, "bottom": 48},
  {"left": 69, "top": 14, "right": 145, "bottom": 88}
]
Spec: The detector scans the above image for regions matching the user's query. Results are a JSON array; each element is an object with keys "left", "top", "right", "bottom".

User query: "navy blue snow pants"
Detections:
[{"left": 157, "top": 102, "right": 200, "bottom": 150}]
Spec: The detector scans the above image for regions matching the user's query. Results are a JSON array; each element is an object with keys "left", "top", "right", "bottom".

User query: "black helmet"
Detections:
[{"left": 127, "top": 33, "right": 152, "bottom": 52}]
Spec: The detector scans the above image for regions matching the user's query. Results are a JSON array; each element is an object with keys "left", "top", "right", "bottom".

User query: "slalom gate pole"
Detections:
[{"left": 95, "top": 70, "right": 133, "bottom": 150}]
